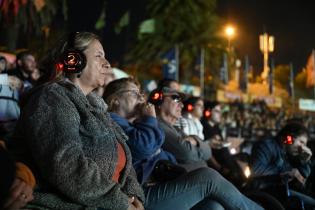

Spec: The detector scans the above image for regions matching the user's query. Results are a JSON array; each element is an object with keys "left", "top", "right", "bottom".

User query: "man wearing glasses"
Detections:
[{"left": 150, "top": 87, "right": 212, "bottom": 171}]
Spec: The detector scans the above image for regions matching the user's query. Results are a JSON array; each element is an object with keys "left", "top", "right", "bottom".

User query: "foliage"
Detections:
[
  {"left": 126, "top": 0, "right": 221, "bottom": 81},
  {"left": 273, "top": 64, "right": 290, "bottom": 88},
  {"left": 0, "top": 0, "right": 67, "bottom": 35},
  {"left": 295, "top": 69, "right": 313, "bottom": 99}
]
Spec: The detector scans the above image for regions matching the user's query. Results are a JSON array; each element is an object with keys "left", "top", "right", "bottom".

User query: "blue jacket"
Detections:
[
  {"left": 110, "top": 113, "right": 176, "bottom": 184},
  {"left": 250, "top": 138, "right": 311, "bottom": 179}
]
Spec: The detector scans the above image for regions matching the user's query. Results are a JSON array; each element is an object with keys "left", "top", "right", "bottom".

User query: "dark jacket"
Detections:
[
  {"left": 8, "top": 79, "right": 144, "bottom": 210},
  {"left": 250, "top": 138, "right": 311, "bottom": 179},
  {"left": 158, "top": 117, "right": 211, "bottom": 170},
  {"left": 110, "top": 113, "right": 176, "bottom": 184}
]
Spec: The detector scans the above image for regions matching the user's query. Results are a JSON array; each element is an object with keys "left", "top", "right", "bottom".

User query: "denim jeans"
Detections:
[{"left": 143, "top": 167, "right": 264, "bottom": 210}]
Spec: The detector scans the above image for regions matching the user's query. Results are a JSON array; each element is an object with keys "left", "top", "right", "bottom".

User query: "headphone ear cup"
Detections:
[
  {"left": 148, "top": 90, "right": 163, "bottom": 106},
  {"left": 62, "top": 49, "right": 87, "bottom": 74},
  {"left": 187, "top": 104, "right": 194, "bottom": 112},
  {"left": 283, "top": 135, "right": 294, "bottom": 145},
  {"left": 204, "top": 110, "right": 211, "bottom": 119}
]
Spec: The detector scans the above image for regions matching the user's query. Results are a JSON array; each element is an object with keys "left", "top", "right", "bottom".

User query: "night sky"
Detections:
[
  {"left": 217, "top": 0, "right": 315, "bottom": 72},
  {"left": 69, "top": 0, "right": 315, "bottom": 73}
]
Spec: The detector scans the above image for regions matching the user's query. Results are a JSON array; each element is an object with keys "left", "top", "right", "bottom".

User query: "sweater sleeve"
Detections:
[
  {"left": 121, "top": 166, "right": 145, "bottom": 203},
  {"left": 15, "top": 162, "right": 36, "bottom": 188},
  {"left": 112, "top": 113, "right": 164, "bottom": 161},
  {"left": 18, "top": 90, "right": 130, "bottom": 209}
]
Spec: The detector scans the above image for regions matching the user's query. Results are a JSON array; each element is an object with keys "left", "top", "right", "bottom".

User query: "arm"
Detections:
[
  {"left": 250, "top": 140, "right": 280, "bottom": 176},
  {"left": 160, "top": 121, "right": 211, "bottom": 163},
  {"left": 16, "top": 90, "right": 130, "bottom": 209},
  {"left": 112, "top": 113, "right": 164, "bottom": 160}
]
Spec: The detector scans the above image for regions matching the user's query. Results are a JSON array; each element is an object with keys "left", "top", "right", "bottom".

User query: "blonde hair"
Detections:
[
  {"left": 103, "top": 77, "right": 140, "bottom": 110},
  {"left": 39, "top": 32, "right": 100, "bottom": 83}
]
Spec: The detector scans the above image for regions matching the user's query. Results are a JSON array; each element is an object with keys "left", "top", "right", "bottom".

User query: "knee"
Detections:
[{"left": 192, "top": 167, "right": 224, "bottom": 183}]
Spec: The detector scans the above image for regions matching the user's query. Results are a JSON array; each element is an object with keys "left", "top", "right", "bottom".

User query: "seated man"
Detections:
[
  {"left": 250, "top": 121, "right": 315, "bottom": 207},
  {"left": 149, "top": 87, "right": 212, "bottom": 171},
  {"left": 103, "top": 78, "right": 264, "bottom": 210}
]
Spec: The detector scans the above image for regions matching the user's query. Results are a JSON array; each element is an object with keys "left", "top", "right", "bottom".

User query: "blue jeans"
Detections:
[{"left": 143, "top": 167, "right": 264, "bottom": 210}]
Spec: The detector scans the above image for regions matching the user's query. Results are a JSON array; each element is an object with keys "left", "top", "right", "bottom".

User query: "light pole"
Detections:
[
  {"left": 224, "top": 25, "right": 236, "bottom": 84},
  {"left": 225, "top": 26, "right": 235, "bottom": 51},
  {"left": 259, "top": 33, "right": 274, "bottom": 83}
]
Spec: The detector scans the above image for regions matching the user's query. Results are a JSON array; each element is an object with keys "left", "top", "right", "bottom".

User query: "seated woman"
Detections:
[
  {"left": 8, "top": 32, "right": 144, "bottom": 210},
  {"left": 103, "top": 77, "right": 264, "bottom": 210}
]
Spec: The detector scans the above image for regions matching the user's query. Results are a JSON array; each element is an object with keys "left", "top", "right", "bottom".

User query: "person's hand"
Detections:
[
  {"left": 127, "top": 196, "right": 144, "bottom": 210},
  {"left": 184, "top": 136, "right": 198, "bottom": 146},
  {"left": 139, "top": 103, "right": 156, "bottom": 118},
  {"left": 3, "top": 178, "right": 34, "bottom": 210},
  {"left": 281, "top": 168, "right": 306, "bottom": 185},
  {"left": 132, "top": 197, "right": 144, "bottom": 210},
  {"left": 8, "top": 76, "right": 23, "bottom": 90},
  {"left": 298, "top": 145, "right": 312, "bottom": 162}
]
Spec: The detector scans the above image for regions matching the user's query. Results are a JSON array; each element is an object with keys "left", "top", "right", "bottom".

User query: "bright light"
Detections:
[
  {"left": 225, "top": 26, "right": 235, "bottom": 38},
  {"left": 230, "top": 148, "right": 237, "bottom": 154},
  {"left": 244, "top": 166, "right": 251, "bottom": 178}
]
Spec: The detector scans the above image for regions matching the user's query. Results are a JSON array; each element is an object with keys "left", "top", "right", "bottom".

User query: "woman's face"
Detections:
[
  {"left": 79, "top": 39, "right": 111, "bottom": 89},
  {"left": 116, "top": 82, "right": 144, "bottom": 119}
]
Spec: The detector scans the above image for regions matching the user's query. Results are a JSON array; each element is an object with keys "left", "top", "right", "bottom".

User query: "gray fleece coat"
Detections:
[{"left": 9, "top": 79, "right": 144, "bottom": 210}]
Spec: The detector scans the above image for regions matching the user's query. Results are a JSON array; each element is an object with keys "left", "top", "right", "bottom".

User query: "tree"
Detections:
[
  {"left": 0, "top": 0, "right": 68, "bottom": 51},
  {"left": 273, "top": 64, "right": 290, "bottom": 88},
  {"left": 126, "top": 0, "right": 222, "bottom": 83},
  {"left": 295, "top": 69, "right": 313, "bottom": 99}
]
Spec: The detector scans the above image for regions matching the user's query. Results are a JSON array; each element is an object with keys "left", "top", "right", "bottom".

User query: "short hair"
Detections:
[
  {"left": 183, "top": 96, "right": 203, "bottom": 112},
  {"left": 157, "top": 78, "right": 178, "bottom": 89},
  {"left": 103, "top": 77, "right": 140, "bottom": 108},
  {"left": 16, "top": 50, "right": 33, "bottom": 64},
  {"left": 276, "top": 121, "right": 308, "bottom": 143}
]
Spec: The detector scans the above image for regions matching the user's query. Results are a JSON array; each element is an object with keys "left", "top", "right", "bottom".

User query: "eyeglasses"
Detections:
[
  {"left": 119, "top": 89, "right": 144, "bottom": 99},
  {"left": 166, "top": 95, "right": 182, "bottom": 103}
]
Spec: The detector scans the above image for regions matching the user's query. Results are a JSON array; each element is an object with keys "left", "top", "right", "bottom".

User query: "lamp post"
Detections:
[
  {"left": 225, "top": 26, "right": 235, "bottom": 51},
  {"left": 224, "top": 25, "right": 236, "bottom": 84},
  {"left": 259, "top": 33, "right": 274, "bottom": 83}
]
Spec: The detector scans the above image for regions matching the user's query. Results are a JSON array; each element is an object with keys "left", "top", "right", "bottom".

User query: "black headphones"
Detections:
[
  {"left": 56, "top": 32, "right": 87, "bottom": 74},
  {"left": 148, "top": 88, "right": 164, "bottom": 106}
]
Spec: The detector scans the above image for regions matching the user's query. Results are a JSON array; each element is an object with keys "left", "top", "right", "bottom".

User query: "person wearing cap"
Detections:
[{"left": 104, "top": 78, "right": 264, "bottom": 210}]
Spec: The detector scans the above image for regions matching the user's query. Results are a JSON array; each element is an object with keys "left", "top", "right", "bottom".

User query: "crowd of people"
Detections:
[{"left": 0, "top": 31, "right": 314, "bottom": 210}]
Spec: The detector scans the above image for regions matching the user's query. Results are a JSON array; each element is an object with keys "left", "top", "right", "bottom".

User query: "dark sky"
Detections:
[
  {"left": 69, "top": 0, "right": 315, "bottom": 72},
  {"left": 217, "top": 0, "right": 315, "bottom": 72}
]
